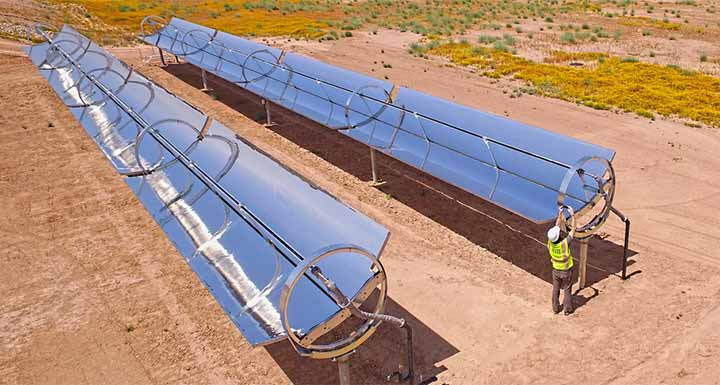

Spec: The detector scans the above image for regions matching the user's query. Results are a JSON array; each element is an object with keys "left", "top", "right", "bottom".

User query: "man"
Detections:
[{"left": 547, "top": 205, "right": 576, "bottom": 315}]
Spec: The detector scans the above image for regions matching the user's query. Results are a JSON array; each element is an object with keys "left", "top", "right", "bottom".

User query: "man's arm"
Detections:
[
  {"left": 567, "top": 206, "right": 576, "bottom": 239},
  {"left": 555, "top": 207, "right": 564, "bottom": 227}
]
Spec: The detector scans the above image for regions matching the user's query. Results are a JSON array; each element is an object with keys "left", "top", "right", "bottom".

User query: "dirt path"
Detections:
[{"left": 1, "top": 34, "right": 719, "bottom": 385}]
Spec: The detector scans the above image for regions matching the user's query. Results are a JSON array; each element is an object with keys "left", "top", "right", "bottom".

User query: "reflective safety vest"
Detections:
[{"left": 548, "top": 238, "right": 574, "bottom": 271}]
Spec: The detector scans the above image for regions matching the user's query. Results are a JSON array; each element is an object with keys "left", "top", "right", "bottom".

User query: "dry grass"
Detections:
[
  {"left": 418, "top": 41, "right": 720, "bottom": 126},
  {"left": 48, "top": 0, "right": 337, "bottom": 41},
  {"left": 618, "top": 16, "right": 682, "bottom": 31},
  {"left": 45, "top": 0, "right": 622, "bottom": 42}
]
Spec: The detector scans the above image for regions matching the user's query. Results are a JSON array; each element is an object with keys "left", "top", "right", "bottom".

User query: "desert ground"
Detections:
[{"left": 2, "top": 1, "right": 720, "bottom": 385}]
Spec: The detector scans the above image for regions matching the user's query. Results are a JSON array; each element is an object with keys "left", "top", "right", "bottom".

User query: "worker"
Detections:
[{"left": 547, "top": 205, "right": 576, "bottom": 315}]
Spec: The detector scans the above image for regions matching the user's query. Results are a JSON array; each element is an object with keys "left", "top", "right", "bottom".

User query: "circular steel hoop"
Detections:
[
  {"left": 240, "top": 49, "right": 281, "bottom": 84},
  {"left": 139, "top": 15, "right": 169, "bottom": 38},
  {"left": 342, "top": 84, "right": 392, "bottom": 134},
  {"left": 132, "top": 118, "right": 203, "bottom": 174},
  {"left": 26, "top": 22, "right": 58, "bottom": 43},
  {"left": 64, "top": 58, "right": 123, "bottom": 108},
  {"left": 557, "top": 156, "right": 616, "bottom": 239},
  {"left": 41, "top": 32, "right": 92, "bottom": 71},
  {"left": 180, "top": 28, "right": 215, "bottom": 57},
  {"left": 280, "top": 244, "right": 387, "bottom": 360}
]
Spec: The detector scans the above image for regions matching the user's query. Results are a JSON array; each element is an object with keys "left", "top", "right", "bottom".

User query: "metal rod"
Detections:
[
  {"left": 201, "top": 69, "right": 211, "bottom": 92},
  {"left": 158, "top": 47, "right": 166, "bottom": 66},
  {"left": 578, "top": 238, "right": 589, "bottom": 289},
  {"left": 262, "top": 99, "right": 275, "bottom": 127},
  {"left": 404, "top": 324, "right": 414, "bottom": 384},
  {"left": 611, "top": 206, "right": 631, "bottom": 280},
  {"left": 174, "top": 54, "right": 180, "bottom": 64},
  {"left": 387, "top": 323, "right": 415, "bottom": 384},
  {"left": 119, "top": 169, "right": 153, "bottom": 177},
  {"left": 311, "top": 265, "right": 414, "bottom": 383},
  {"left": 370, "top": 147, "right": 379, "bottom": 184},
  {"left": 336, "top": 354, "right": 352, "bottom": 385}
]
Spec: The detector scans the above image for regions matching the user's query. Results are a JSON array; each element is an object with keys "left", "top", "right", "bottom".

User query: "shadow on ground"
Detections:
[
  {"left": 163, "top": 64, "right": 639, "bottom": 309},
  {"left": 264, "top": 298, "right": 455, "bottom": 385}
]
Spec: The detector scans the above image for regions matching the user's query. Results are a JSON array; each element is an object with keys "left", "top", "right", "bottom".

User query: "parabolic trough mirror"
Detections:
[
  {"left": 26, "top": 25, "right": 417, "bottom": 384},
  {"left": 140, "top": 16, "right": 632, "bottom": 285}
]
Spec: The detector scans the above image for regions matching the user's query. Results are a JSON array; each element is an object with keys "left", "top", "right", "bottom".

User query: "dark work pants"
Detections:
[{"left": 552, "top": 268, "right": 573, "bottom": 313}]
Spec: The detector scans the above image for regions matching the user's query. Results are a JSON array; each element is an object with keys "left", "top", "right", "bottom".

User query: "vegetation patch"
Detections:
[
  {"left": 47, "top": 0, "right": 634, "bottom": 43},
  {"left": 618, "top": 16, "right": 682, "bottom": 31},
  {"left": 49, "top": 0, "right": 336, "bottom": 41},
  {"left": 416, "top": 41, "right": 720, "bottom": 126},
  {"left": 543, "top": 51, "right": 607, "bottom": 63}
]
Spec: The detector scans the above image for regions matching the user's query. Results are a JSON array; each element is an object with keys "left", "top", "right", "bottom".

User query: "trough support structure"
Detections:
[
  {"left": 369, "top": 148, "right": 386, "bottom": 187},
  {"left": 335, "top": 352, "right": 353, "bottom": 385},
  {"left": 578, "top": 238, "right": 589, "bottom": 289},
  {"left": 200, "top": 69, "right": 212, "bottom": 92},
  {"left": 610, "top": 206, "right": 632, "bottom": 279},
  {"left": 158, "top": 47, "right": 167, "bottom": 66},
  {"left": 261, "top": 99, "right": 276, "bottom": 127}
]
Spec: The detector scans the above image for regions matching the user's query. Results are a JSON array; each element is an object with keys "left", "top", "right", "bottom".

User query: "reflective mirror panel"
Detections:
[{"left": 27, "top": 26, "right": 389, "bottom": 346}]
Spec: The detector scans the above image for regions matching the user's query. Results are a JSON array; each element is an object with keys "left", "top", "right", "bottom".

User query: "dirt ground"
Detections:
[{"left": 2, "top": 26, "right": 720, "bottom": 385}]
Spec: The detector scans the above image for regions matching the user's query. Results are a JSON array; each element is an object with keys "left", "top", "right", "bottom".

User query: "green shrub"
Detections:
[
  {"left": 478, "top": 34, "right": 499, "bottom": 44},
  {"left": 560, "top": 31, "right": 576, "bottom": 43}
]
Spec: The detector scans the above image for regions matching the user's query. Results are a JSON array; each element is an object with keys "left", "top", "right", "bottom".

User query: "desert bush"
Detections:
[{"left": 560, "top": 31, "right": 576, "bottom": 43}]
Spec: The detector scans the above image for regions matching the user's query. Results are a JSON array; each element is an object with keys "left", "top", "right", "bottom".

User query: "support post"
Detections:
[
  {"left": 578, "top": 238, "right": 589, "bottom": 289},
  {"left": 387, "top": 322, "right": 415, "bottom": 384},
  {"left": 174, "top": 54, "right": 180, "bottom": 64},
  {"left": 200, "top": 69, "right": 212, "bottom": 92},
  {"left": 369, "top": 147, "right": 386, "bottom": 187},
  {"left": 158, "top": 47, "right": 167, "bottom": 66},
  {"left": 610, "top": 206, "right": 632, "bottom": 280},
  {"left": 261, "top": 99, "right": 276, "bottom": 127},
  {"left": 334, "top": 352, "right": 353, "bottom": 385}
]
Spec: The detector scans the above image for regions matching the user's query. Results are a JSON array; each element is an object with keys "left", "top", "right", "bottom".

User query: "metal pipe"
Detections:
[
  {"left": 387, "top": 323, "right": 414, "bottom": 384},
  {"left": 119, "top": 169, "right": 153, "bottom": 177},
  {"left": 370, "top": 147, "right": 379, "bottom": 184},
  {"left": 310, "top": 265, "right": 414, "bottom": 383},
  {"left": 578, "top": 238, "right": 589, "bottom": 289},
  {"left": 262, "top": 99, "right": 275, "bottom": 127},
  {"left": 158, "top": 47, "right": 166, "bottom": 66},
  {"left": 611, "top": 206, "right": 631, "bottom": 279},
  {"left": 201, "top": 69, "right": 211, "bottom": 92},
  {"left": 336, "top": 354, "right": 352, "bottom": 385}
]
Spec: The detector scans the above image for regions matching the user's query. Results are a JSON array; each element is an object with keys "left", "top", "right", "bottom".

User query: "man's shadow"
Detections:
[{"left": 162, "top": 64, "right": 639, "bottom": 312}]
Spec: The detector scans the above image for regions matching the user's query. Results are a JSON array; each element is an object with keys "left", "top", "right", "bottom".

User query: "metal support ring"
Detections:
[
  {"left": 279, "top": 244, "right": 387, "bottom": 360},
  {"left": 557, "top": 156, "right": 616, "bottom": 239}
]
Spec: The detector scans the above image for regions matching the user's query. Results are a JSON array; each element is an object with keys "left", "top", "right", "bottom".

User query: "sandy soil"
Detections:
[{"left": 1, "top": 27, "right": 720, "bottom": 385}]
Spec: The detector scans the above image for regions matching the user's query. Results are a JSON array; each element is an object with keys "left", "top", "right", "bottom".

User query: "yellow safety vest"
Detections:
[{"left": 548, "top": 238, "right": 574, "bottom": 271}]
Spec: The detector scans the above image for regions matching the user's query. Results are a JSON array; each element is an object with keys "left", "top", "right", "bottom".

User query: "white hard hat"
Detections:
[{"left": 547, "top": 226, "right": 561, "bottom": 242}]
